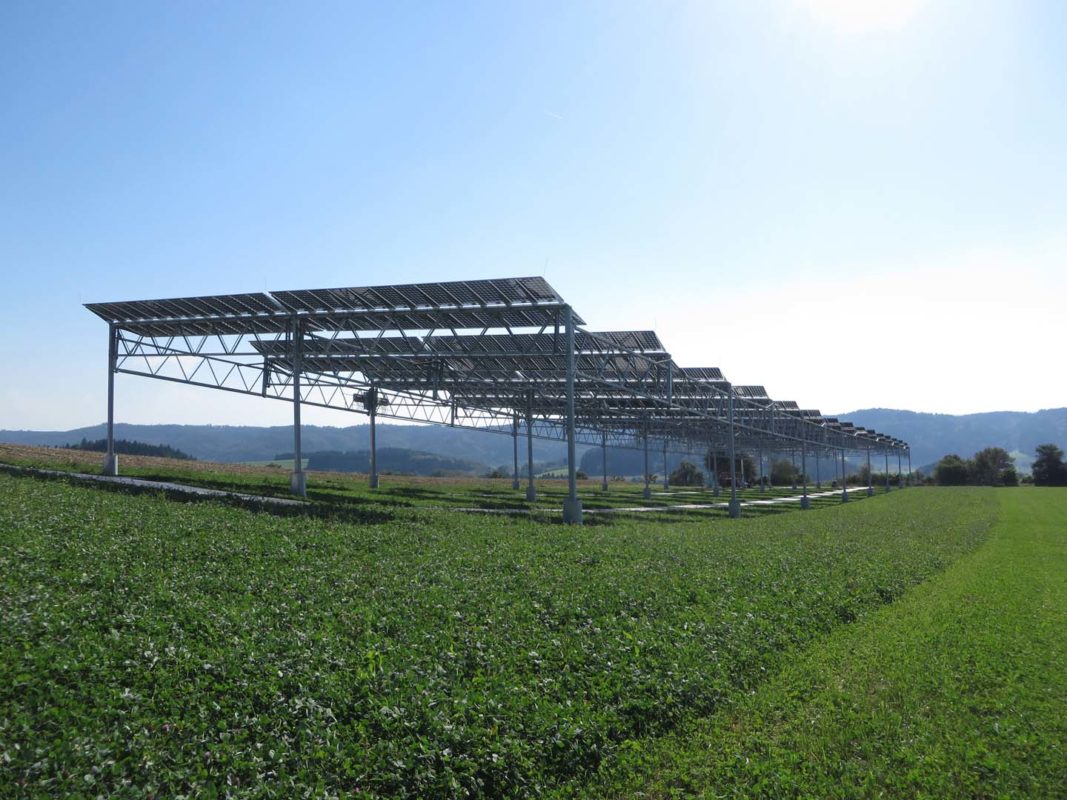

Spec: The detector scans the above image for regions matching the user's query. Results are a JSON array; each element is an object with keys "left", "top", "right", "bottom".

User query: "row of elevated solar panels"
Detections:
[
  {"left": 88, "top": 276, "right": 904, "bottom": 449},
  {"left": 86, "top": 277, "right": 585, "bottom": 337}
]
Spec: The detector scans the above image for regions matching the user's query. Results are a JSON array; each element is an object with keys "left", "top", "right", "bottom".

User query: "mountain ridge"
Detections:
[{"left": 3, "top": 407, "right": 1065, "bottom": 476}]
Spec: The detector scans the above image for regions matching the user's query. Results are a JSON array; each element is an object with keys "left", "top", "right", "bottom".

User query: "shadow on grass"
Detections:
[{"left": 0, "top": 466, "right": 396, "bottom": 525}]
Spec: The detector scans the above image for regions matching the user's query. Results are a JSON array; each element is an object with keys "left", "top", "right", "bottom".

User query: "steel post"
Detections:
[
  {"left": 562, "top": 305, "right": 582, "bottom": 524},
  {"left": 642, "top": 425, "right": 651, "bottom": 500},
  {"left": 368, "top": 390, "right": 379, "bottom": 489},
  {"left": 512, "top": 414, "right": 520, "bottom": 490},
  {"left": 885, "top": 449, "right": 891, "bottom": 493},
  {"left": 290, "top": 321, "right": 306, "bottom": 496},
  {"left": 712, "top": 450, "right": 721, "bottom": 496},
  {"left": 800, "top": 444, "right": 811, "bottom": 509},
  {"left": 866, "top": 445, "right": 874, "bottom": 497},
  {"left": 728, "top": 391, "right": 741, "bottom": 518},
  {"left": 601, "top": 430, "right": 609, "bottom": 491},
  {"left": 840, "top": 449, "right": 849, "bottom": 502},
  {"left": 103, "top": 324, "right": 119, "bottom": 476},
  {"left": 662, "top": 439, "right": 669, "bottom": 490},
  {"left": 525, "top": 394, "right": 537, "bottom": 502},
  {"left": 897, "top": 450, "right": 903, "bottom": 490},
  {"left": 758, "top": 443, "right": 765, "bottom": 493}
]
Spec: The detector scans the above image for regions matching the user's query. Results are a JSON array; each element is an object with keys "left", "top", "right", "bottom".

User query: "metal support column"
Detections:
[
  {"left": 368, "top": 387, "right": 379, "bottom": 489},
  {"left": 840, "top": 449, "right": 849, "bottom": 502},
  {"left": 728, "top": 391, "right": 741, "bottom": 518},
  {"left": 290, "top": 321, "right": 306, "bottom": 496},
  {"left": 885, "top": 449, "right": 891, "bottom": 493},
  {"left": 897, "top": 450, "right": 903, "bottom": 490},
  {"left": 758, "top": 443, "right": 765, "bottom": 493},
  {"left": 866, "top": 445, "right": 874, "bottom": 497},
  {"left": 907, "top": 451, "right": 912, "bottom": 487},
  {"left": 562, "top": 305, "right": 582, "bottom": 525},
  {"left": 103, "top": 323, "right": 119, "bottom": 476},
  {"left": 601, "top": 430, "right": 609, "bottom": 492},
  {"left": 642, "top": 424, "right": 651, "bottom": 500},
  {"left": 511, "top": 414, "right": 520, "bottom": 490},
  {"left": 712, "top": 450, "right": 721, "bottom": 496},
  {"left": 791, "top": 449, "right": 798, "bottom": 490},
  {"left": 800, "top": 444, "right": 811, "bottom": 509},
  {"left": 662, "top": 439, "right": 669, "bottom": 490},
  {"left": 815, "top": 448, "right": 822, "bottom": 489},
  {"left": 525, "top": 393, "right": 537, "bottom": 502}
]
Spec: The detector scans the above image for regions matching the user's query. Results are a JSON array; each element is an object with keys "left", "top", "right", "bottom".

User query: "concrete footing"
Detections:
[
  {"left": 526, "top": 485, "right": 537, "bottom": 502},
  {"left": 800, "top": 495, "right": 811, "bottom": 510},
  {"left": 102, "top": 454, "right": 118, "bottom": 476},
  {"left": 562, "top": 498, "right": 583, "bottom": 525},
  {"left": 369, "top": 475, "right": 380, "bottom": 489},
  {"left": 728, "top": 499, "right": 742, "bottom": 518},
  {"left": 512, "top": 478, "right": 520, "bottom": 490},
  {"left": 290, "top": 471, "right": 307, "bottom": 496}
]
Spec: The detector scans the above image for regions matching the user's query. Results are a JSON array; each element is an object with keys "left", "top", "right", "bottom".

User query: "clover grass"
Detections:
[{"left": 1, "top": 474, "right": 992, "bottom": 797}]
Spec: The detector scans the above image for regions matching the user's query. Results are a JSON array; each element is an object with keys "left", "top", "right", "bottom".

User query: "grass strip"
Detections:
[{"left": 590, "top": 487, "right": 1067, "bottom": 799}]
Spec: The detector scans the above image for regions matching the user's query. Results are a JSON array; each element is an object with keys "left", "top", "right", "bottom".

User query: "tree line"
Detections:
[
  {"left": 934, "top": 444, "right": 1067, "bottom": 486},
  {"left": 64, "top": 438, "right": 195, "bottom": 460}
]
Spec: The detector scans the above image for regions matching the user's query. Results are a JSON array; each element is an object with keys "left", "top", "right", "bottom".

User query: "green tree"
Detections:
[
  {"left": 934, "top": 454, "right": 971, "bottom": 486},
  {"left": 669, "top": 460, "right": 704, "bottom": 487},
  {"left": 1032, "top": 443, "right": 1067, "bottom": 486},
  {"left": 703, "top": 451, "right": 755, "bottom": 487},
  {"left": 770, "top": 458, "right": 801, "bottom": 487},
  {"left": 972, "top": 447, "right": 1015, "bottom": 486}
]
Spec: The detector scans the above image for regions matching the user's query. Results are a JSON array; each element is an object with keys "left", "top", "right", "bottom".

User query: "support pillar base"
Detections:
[
  {"left": 867, "top": 487, "right": 875, "bottom": 497},
  {"left": 102, "top": 453, "right": 118, "bottom": 476},
  {"left": 369, "top": 475, "right": 380, "bottom": 489},
  {"left": 290, "top": 471, "right": 307, "bottom": 496},
  {"left": 841, "top": 490, "right": 850, "bottom": 503},
  {"left": 728, "top": 499, "right": 742, "bottom": 518},
  {"left": 601, "top": 480, "right": 609, "bottom": 492},
  {"left": 562, "top": 498, "right": 583, "bottom": 525},
  {"left": 642, "top": 487, "right": 652, "bottom": 500},
  {"left": 512, "top": 479, "right": 520, "bottom": 490},
  {"left": 800, "top": 495, "right": 811, "bottom": 510},
  {"left": 526, "top": 485, "right": 537, "bottom": 502}
]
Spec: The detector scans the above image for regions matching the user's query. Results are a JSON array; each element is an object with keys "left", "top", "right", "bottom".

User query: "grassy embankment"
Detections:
[{"left": 589, "top": 487, "right": 1067, "bottom": 799}]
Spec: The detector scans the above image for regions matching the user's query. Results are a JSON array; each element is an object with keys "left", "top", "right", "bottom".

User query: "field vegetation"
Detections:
[
  {"left": 589, "top": 487, "right": 1067, "bottom": 798},
  {"left": 0, "top": 452, "right": 1019, "bottom": 798}
]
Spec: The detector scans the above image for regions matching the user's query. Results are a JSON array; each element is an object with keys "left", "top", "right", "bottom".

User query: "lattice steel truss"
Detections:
[{"left": 86, "top": 276, "right": 911, "bottom": 522}]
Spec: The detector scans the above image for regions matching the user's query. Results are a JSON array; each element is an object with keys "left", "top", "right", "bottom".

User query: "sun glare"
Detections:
[{"left": 797, "top": 0, "right": 925, "bottom": 35}]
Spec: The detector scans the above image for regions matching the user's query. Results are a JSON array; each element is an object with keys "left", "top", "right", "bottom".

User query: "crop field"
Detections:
[
  {"left": 0, "top": 443, "right": 867, "bottom": 519},
  {"left": 3, "top": 447, "right": 1045, "bottom": 799}
]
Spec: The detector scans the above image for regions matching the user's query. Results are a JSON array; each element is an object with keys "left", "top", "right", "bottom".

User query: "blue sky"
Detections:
[{"left": 2, "top": 0, "right": 1065, "bottom": 429}]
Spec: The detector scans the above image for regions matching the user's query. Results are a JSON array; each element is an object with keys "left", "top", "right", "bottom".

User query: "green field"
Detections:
[
  {"left": 0, "top": 443, "right": 871, "bottom": 519},
  {"left": 1, "top": 466, "right": 1063, "bottom": 798}
]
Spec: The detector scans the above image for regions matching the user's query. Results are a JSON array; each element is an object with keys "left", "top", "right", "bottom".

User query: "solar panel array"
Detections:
[{"left": 87, "top": 277, "right": 909, "bottom": 494}]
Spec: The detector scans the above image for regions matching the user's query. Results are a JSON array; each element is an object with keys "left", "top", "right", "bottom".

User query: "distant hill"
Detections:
[
  {"left": 4, "top": 408, "right": 1064, "bottom": 477},
  {"left": 303, "top": 448, "right": 487, "bottom": 476},
  {"left": 0, "top": 422, "right": 574, "bottom": 469},
  {"left": 836, "top": 408, "right": 1067, "bottom": 475}
]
